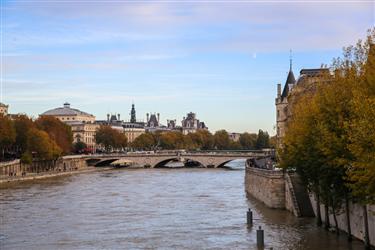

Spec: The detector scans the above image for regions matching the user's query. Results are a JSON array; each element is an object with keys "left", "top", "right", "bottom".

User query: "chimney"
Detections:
[
  {"left": 118, "top": 114, "right": 120, "bottom": 121},
  {"left": 157, "top": 113, "right": 160, "bottom": 123},
  {"left": 146, "top": 113, "right": 149, "bottom": 122},
  {"left": 107, "top": 113, "right": 110, "bottom": 122},
  {"left": 277, "top": 83, "right": 281, "bottom": 98}
]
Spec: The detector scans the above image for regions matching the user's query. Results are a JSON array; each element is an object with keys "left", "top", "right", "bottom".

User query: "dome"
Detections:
[{"left": 41, "top": 103, "right": 94, "bottom": 117}]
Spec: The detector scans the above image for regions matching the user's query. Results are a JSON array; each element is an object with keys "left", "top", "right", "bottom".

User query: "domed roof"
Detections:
[{"left": 41, "top": 103, "right": 94, "bottom": 117}]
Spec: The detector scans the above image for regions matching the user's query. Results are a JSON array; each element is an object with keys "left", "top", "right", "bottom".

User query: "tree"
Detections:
[
  {"left": 194, "top": 129, "right": 214, "bottom": 150},
  {"left": 0, "top": 116, "right": 16, "bottom": 160},
  {"left": 239, "top": 132, "right": 257, "bottom": 149},
  {"left": 214, "top": 130, "right": 230, "bottom": 150},
  {"left": 131, "top": 133, "right": 156, "bottom": 150},
  {"left": 255, "top": 129, "right": 270, "bottom": 149},
  {"left": 73, "top": 141, "right": 87, "bottom": 153},
  {"left": 13, "top": 115, "right": 35, "bottom": 155},
  {"left": 36, "top": 116, "right": 73, "bottom": 154},
  {"left": 27, "top": 128, "right": 62, "bottom": 160},
  {"left": 95, "top": 126, "right": 127, "bottom": 151}
]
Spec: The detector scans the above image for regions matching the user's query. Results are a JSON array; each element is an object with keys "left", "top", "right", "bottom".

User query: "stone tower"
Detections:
[{"left": 275, "top": 58, "right": 296, "bottom": 147}]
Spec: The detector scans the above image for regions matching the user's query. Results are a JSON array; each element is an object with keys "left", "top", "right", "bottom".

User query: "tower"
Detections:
[
  {"left": 130, "top": 103, "right": 136, "bottom": 123},
  {"left": 275, "top": 52, "right": 296, "bottom": 147}
]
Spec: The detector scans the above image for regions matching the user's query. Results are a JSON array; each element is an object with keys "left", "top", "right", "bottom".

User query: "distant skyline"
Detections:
[{"left": 1, "top": 1, "right": 374, "bottom": 134}]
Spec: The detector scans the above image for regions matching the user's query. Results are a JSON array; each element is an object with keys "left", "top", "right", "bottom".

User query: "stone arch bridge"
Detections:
[{"left": 85, "top": 151, "right": 271, "bottom": 168}]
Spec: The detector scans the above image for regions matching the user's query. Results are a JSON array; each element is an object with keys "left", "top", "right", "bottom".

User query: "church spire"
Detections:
[
  {"left": 130, "top": 103, "right": 136, "bottom": 123},
  {"left": 289, "top": 49, "right": 293, "bottom": 71}
]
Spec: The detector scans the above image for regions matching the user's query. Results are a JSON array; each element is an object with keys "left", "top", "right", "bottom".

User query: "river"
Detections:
[{"left": 0, "top": 162, "right": 365, "bottom": 249}]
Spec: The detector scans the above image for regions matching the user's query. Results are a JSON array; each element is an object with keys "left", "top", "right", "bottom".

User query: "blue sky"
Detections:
[{"left": 2, "top": 1, "right": 374, "bottom": 134}]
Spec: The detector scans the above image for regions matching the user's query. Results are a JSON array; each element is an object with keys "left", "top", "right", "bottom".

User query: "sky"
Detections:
[{"left": 1, "top": 0, "right": 374, "bottom": 134}]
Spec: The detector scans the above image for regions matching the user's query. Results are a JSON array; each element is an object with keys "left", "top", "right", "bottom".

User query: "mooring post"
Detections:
[
  {"left": 247, "top": 208, "right": 253, "bottom": 226},
  {"left": 257, "top": 226, "right": 264, "bottom": 248}
]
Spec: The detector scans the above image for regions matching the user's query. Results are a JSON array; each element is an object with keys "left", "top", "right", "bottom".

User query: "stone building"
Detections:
[
  {"left": 41, "top": 103, "right": 99, "bottom": 150},
  {"left": 275, "top": 61, "right": 329, "bottom": 147},
  {"left": 0, "top": 102, "right": 9, "bottom": 116},
  {"left": 229, "top": 132, "right": 241, "bottom": 142},
  {"left": 181, "top": 112, "right": 207, "bottom": 135},
  {"left": 123, "top": 104, "right": 145, "bottom": 143},
  {"left": 97, "top": 104, "right": 146, "bottom": 143}
]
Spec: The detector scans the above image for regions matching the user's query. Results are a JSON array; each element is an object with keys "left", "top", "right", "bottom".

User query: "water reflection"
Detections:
[{"left": 0, "top": 167, "right": 364, "bottom": 250}]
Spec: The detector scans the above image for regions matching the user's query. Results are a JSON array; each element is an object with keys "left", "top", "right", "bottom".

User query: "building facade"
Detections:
[
  {"left": 41, "top": 103, "right": 99, "bottom": 150},
  {"left": 181, "top": 112, "right": 207, "bottom": 135}
]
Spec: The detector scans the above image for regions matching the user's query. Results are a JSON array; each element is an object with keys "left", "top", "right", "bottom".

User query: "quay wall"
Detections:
[
  {"left": 245, "top": 167, "right": 286, "bottom": 208},
  {"left": 0, "top": 156, "right": 88, "bottom": 182},
  {"left": 310, "top": 195, "right": 375, "bottom": 247},
  {"left": 245, "top": 166, "right": 374, "bottom": 246}
]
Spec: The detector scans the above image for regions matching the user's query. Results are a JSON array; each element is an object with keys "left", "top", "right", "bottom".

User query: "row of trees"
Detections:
[
  {"left": 0, "top": 115, "right": 72, "bottom": 162},
  {"left": 279, "top": 29, "right": 374, "bottom": 246},
  {"left": 130, "top": 129, "right": 271, "bottom": 151}
]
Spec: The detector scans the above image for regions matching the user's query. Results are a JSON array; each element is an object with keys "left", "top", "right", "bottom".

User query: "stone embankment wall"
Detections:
[
  {"left": 0, "top": 156, "right": 88, "bottom": 180},
  {"left": 245, "top": 167, "right": 313, "bottom": 217},
  {"left": 310, "top": 195, "right": 375, "bottom": 247},
  {"left": 244, "top": 167, "right": 286, "bottom": 208}
]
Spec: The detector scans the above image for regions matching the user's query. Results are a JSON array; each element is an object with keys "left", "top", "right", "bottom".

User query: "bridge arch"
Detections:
[
  {"left": 216, "top": 158, "right": 247, "bottom": 168},
  {"left": 95, "top": 159, "right": 119, "bottom": 167}
]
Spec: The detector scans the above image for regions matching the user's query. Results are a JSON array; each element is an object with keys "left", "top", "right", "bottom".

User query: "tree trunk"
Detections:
[
  {"left": 363, "top": 205, "right": 370, "bottom": 249},
  {"left": 345, "top": 196, "right": 352, "bottom": 241},
  {"left": 324, "top": 204, "right": 330, "bottom": 230},
  {"left": 316, "top": 193, "right": 322, "bottom": 227},
  {"left": 331, "top": 197, "right": 340, "bottom": 235}
]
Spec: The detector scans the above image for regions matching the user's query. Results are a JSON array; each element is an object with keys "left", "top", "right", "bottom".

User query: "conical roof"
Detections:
[{"left": 281, "top": 69, "right": 296, "bottom": 98}]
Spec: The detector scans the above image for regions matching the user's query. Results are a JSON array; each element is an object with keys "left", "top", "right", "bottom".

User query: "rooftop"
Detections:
[{"left": 41, "top": 103, "right": 94, "bottom": 117}]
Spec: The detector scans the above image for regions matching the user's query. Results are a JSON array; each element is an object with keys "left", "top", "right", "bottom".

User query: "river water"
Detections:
[{"left": 0, "top": 162, "right": 365, "bottom": 250}]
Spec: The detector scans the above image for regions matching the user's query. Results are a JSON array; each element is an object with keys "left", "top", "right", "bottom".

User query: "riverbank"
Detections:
[{"left": 0, "top": 166, "right": 113, "bottom": 187}]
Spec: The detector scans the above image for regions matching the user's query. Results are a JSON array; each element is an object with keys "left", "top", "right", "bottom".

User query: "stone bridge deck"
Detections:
[{"left": 85, "top": 151, "right": 270, "bottom": 168}]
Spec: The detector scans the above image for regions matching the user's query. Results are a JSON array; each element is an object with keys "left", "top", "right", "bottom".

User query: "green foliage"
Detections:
[
  {"left": 213, "top": 130, "right": 230, "bottom": 150},
  {"left": 73, "top": 141, "right": 87, "bottom": 153},
  {"left": 20, "top": 152, "right": 32, "bottom": 164},
  {"left": 239, "top": 132, "right": 257, "bottom": 149},
  {"left": 131, "top": 133, "right": 156, "bottom": 150},
  {"left": 95, "top": 126, "right": 128, "bottom": 151},
  {"left": 255, "top": 129, "right": 270, "bottom": 149}
]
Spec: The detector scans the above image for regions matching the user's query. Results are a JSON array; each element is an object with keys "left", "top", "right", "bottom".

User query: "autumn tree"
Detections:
[
  {"left": 13, "top": 115, "right": 35, "bottom": 155},
  {"left": 36, "top": 116, "right": 73, "bottom": 154},
  {"left": 0, "top": 116, "right": 16, "bottom": 160},
  {"left": 95, "top": 126, "right": 127, "bottom": 151},
  {"left": 239, "top": 132, "right": 257, "bottom": 149},
  {"left": 255, "top": 129, "right": 270, "bottom": 149},
  {"left": 213, "top": 130, "right": 230, "bottom": 150},
  {"left": 27, "top": 128, "right": 62, "bottom": 160},
  {"left": 131, "top": 133, "right": 156, "bottom": 150}
]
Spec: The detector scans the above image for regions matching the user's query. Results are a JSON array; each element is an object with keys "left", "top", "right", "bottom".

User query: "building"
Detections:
[
  {"left": 0, "top": 102, "right": 9, "bottom": 116},
  {"left": 41, "top": 103, "right": 99, "bottom": 150},
  {"left": 97, "top": 104, "right": 146, "bottom": 143},
  {"left": 275, "top": 60, "right": 329, "bottom": 147},
  {"left": 229, "top": 132, "right": 241, "bottom": 142},
  {"left": 181, "top": 112, "right": 207, "bottom": 135},
  {"left": 42, "top": 102, "right": 95, "bottom": 123}
]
